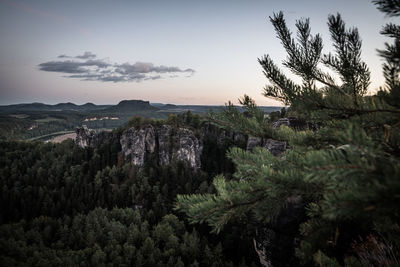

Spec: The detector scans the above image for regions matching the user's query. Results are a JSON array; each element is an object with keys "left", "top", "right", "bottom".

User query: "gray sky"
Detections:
[{"left": 0, "top": 0, "right": 395, "bottom": 105}]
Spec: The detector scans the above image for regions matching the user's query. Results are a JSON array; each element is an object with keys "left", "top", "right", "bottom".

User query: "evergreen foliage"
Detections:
[
  {"left": 374, "top": 0, "right": 400, "bottom": 108},
  {"left": 0, "top": 209, "right": 231, "bottom": 266},
  {"left": 0, "top": 115, "right": 259, "bottom": 266},
  {"left": 176, "top": 1, "right": 400, "bottom": 265}
]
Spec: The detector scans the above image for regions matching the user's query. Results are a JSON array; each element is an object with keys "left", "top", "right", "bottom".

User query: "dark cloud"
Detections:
[
  {"left": 38, "top": 59, "right": 111, "bottom": 74},
  {"left": 84, "top": 59, "right": 110, "bottom": 68},
  {"left": 115, "top": 62, "right": 193, "bottom": 75},
  {"left": 38, "top": 53, "right": 195, "bottom": 83},
  {"left": 39, "top": 61, "right": 87, "bottom": 73},
  {"left": 76, "top": 51, "right": 96, "bottom": 59},
  {"left": 66, "top": 74, "right": 102, "bottom": 80}
]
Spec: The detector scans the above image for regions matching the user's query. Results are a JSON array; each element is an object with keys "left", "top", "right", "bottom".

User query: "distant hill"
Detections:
[
  {"left": 150, "top": 103, "right": 178, "bottom": 109},
  {"left": 0, "top": 100, "right": 282, "bottom": 115},
  {"left": 104, "top": 100, "right": 159, "bottom": 113},
  {"left": 0, "top": 102, "right": 111, "bottom": 113},
  {"left": 0, "top": 102, "right": 51, "bottom": 112},
  {"left": 81, "top": 102, "right": 97, "bottom": 109},
  {"left": 150, "top": 103, "right": 166, "bottom": 108},
  {"left": 53, "top": 102, "right": 78, "bottom": 110},
  {"left": 163, "top": 104, "right": 178, "bottom": 109},
  {"left": 151, "top": 103, "right": 178, "bottom": 109}
]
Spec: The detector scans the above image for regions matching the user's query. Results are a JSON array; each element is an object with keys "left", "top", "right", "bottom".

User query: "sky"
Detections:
[{"left": 0, "top": 0, "right": 396, "bottom": 106}]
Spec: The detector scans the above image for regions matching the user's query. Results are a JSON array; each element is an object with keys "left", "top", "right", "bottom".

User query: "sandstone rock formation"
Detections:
[
  {"left": 246, "top": 137, "right": 287, "bottom": 156},
  {"left": 273, "top": 117, "right": 314, "bottom": 130},
  {"left": 75, "top": 126, "right": 113, "bottom": 148},
  {"left": 75, "top": 123, "right": 241, "bottom": 170},
  {"left": 246, "top": 136, "right": 263, "bottom": 151},
  {"left": 75, "top": 126, "right": 95, "bottom": 148},
  {"left": 173, "top": 127, "right": 203, "bottom": 169},
  {"left": 242, "top": 115, "right": 315, "bottom": 158},
  {"left": 272, "top": 117, "right": 290, "bottom": 128},
  {"left": 120, "top": 125, "right": 156, "bottom": 166},
  {"left": 263, "top": 139, "right": 288, "bottom": 156},
  {"left": 120, "top": 125, "right": 203, "bottom": 169},
  {"left": 216, "top": 129, "right": 247, "bottom": 146}
]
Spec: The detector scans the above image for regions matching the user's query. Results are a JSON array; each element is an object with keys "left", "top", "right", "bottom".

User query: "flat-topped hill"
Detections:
[{"left": 104, "top": 100, "right": 159, "bottom": 113}]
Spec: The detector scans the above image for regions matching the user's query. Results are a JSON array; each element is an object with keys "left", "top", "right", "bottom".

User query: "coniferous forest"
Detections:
[
  {"left": 0, "top": 113, "right": 261, "bottom": 266},
  {"left": 1, "top": 0, "right": 400, "bottom": 266}
]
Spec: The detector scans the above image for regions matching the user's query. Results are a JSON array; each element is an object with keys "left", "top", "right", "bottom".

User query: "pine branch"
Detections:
[
  {"left": 373, "top": 0, "right": 400, "bottom": 17},
  {"left": 323, "top": 13, "right": 370, "bottom": 99}
]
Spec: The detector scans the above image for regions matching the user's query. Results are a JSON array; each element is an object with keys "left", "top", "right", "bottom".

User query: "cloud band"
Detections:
[{"left": 39, "top": 52, "right": 195, "bottom": 82}]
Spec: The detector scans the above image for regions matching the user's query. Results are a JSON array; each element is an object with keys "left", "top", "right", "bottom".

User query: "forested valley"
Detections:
[
  {"left": 1, "top": 0, "right": 400, "bottom": 266},
  {"left": 0, "top": 113, "right": 261, "bottom": 266}
]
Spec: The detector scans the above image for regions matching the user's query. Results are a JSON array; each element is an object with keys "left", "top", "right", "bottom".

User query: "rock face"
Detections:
[
  {"left": 75, "top": 123, "right": 240, "bottom": 170},
  {"left": 75, "top": 126, "right": 94, "bottom": 148},
  {"left": 216, "top": 130, "right": 246, "bottom": 146},
  {"left": 273, "top": 117, "right": 315, "bottom": 131},
  {"left": 263, "top": 139, "right": 288, "bottom": 156},
  {"left": 76, "top": 117, "right": 301, "bottom": 167},
  {"left": 120, "top": 125, "right": 203, "bottom": 169},
  {"left": 272, "top": 118, "right": 290, "bottom": 129},
  {"left": 246, "top": 137, "right": 287, "bottom": 156},
  {"left": 120, "top": 125, "right": 156, "bottom": 166},
  {"left": 173, "top": 127, "right": 202, "bottom": 169},
  {"left": 246, "top": 136, "right": 263, "bottom": 151},
  {"left": 75, "top": 126, "right": 113, "bottom": 148},
  {"left": 243, "top": 116, "right": 316, "bottom": 157},
  {"left": 199, "top": 123, "right": 247, "bottom": 148}
]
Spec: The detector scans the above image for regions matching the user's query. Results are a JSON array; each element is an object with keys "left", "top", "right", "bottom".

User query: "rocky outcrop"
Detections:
[
  {"left": 245, "top": 116, "right": 313, "bottom": 157},
  {"left": 273, "top": 117, "right": 317, "bottom": 131},
  {"left": 120, "top": 125, "right": 156, "bottom": 166},
  {"left": 120, "top": 125, "right": 203, "bottom": 169},
  {"left": 263, "top": 139, "right": 288, "bottom": 156},
  {"left": 75, "top": 126, "right": 113, "bottom": 148},
  {"left": 76, "top": 123, "right": 242, "bottom": 169},
  {"left": 216, "top": 130, "right": 247, "bottom": 146},
  {"left": 75, "top": 126, "right": 94, "bottom": 148},
  {"left": 198, "top": 123, "right": 247, "bottom": 147},
  {"left": 272, "top": 118, "right": 291, "bottom": 128},
  {"left": 76, "top": 117, "right": 301, "bottom": 166},
  {"left": 246, "top": 137, "right": 287, "bottom": 157},
  {"left": 174, "top": 127, "right": 203, "bottom": 169},
  {"left": 246, "top": 136, "right": 263, "bottom": 151}
]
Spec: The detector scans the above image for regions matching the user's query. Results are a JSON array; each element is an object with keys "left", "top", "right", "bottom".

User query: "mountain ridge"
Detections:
[{"left": 0, "top": 100, "right": 283, "bottom": 114}]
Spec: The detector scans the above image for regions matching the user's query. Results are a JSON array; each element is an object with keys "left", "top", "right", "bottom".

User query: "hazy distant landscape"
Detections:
[{"left": 0, "top": 100, "right": 282, "bottom": 141}]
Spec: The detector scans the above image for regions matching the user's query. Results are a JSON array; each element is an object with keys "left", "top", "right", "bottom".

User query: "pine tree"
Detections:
[
  {"left": 176, "top": 1, "right": 400, "bottom": 265},
  {"left": 375, "top": 0, "right": 400, "bottom": 107}
]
